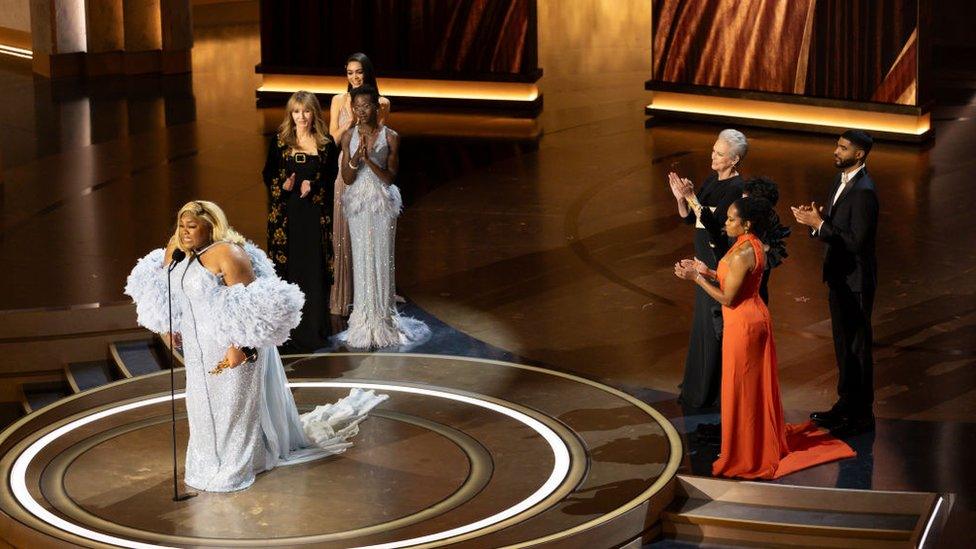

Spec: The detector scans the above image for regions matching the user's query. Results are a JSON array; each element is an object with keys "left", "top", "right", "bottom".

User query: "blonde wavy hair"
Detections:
[
  {"left": 277, "top": 91, "right": 329, "bottom": 150},
  {"left": 171, "top": 200, "right": 247, "bottom": 254}
]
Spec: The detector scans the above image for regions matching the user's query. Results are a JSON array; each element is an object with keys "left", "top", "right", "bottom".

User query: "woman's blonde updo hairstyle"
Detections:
[{"left": 171, "top": 200, "right": 246, "bottom": 254}]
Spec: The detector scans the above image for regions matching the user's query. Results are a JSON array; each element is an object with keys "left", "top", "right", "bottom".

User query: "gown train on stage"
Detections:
[
  {"left": 126, "top": 243, "right": 386, "bottom": 492},
  {"left": 713, "top": 234, "right": 854, "bottom": 479},
  {"left": 336, "top": 126, "right": 430, "bottom": 349}
]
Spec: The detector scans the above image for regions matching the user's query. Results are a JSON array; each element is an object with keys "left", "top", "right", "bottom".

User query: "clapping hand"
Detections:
[
  {"left": 674, "top": 258, "right": 700, "bottom": 281},
  {"left": 682, "top": 257, "right": 710, "bottom": 275},
  {"left": 667, "top": 172, "right": 694, "bottom": 200},
  {"left": 352, "top": 133, "right": 368, "bottom": 166},
  {"left": 351, "top": 124, "right": 368, "bottom": 166},
  {"left": 358, "top": 127, "right": 376, "bottom": 164},
  {"left": 283, "top": 172, "right": 296, "bottom": 191},
  {"left": 683, "top": 258, "right": 713, "bottom": 280},
  {"left": 351, "top": 141, "right": 366, "bottom": 167},
  {"left": 790, "top": 202, "right": 823, "bottom": 228}
]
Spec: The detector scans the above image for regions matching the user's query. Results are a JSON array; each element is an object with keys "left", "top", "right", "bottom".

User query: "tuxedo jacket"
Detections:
[{"left": 817, "top": 168, "right": 879, "bottom": 292}]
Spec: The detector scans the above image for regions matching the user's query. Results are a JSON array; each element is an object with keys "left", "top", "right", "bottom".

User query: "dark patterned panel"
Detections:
[{"left": 258, "top": 0, "right": 539, "bottom": 81}]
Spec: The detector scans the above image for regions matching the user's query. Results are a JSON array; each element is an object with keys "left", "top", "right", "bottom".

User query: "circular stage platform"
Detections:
[{"left": 0, "top": 354, "right": 680, "bottom": 548}]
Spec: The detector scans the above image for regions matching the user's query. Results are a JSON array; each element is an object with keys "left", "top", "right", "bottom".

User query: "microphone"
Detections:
[
  {"left": 241, "top": 347, "right": 258, "bottom": 363},
  {"left": 169, "top": 249, "right": 187, "bottom": 272},
  {"left": 166, "top": 246, "right": 196, "bottom": 502}
]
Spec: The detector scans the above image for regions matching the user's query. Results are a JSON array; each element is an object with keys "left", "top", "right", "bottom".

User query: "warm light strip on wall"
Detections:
[
  {"left": 260, "top": 74, "right": 539, "bottom": 101},
  {"left": 648, "top": 91, "right": 930, "bottom": 135},
  {"left": 0, "top": 44, "right": 32, "bottom": 59}
]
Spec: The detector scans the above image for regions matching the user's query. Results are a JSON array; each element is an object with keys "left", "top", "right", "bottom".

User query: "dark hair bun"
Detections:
[
  {"left": 733, "top": 196, "right": 774, "bottom": 238},
  {"left": 743, "top": 176, "right": 779, "bottom": 206}
]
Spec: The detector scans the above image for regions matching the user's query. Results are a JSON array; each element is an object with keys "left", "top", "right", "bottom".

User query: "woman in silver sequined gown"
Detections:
[
  {"left": 125, "top": 201, "right": 386, "bottom": 492},
  {"left": 336, "top": 87, "right": 430, "bottom": 349},
  {"left": 328, "top": 53, "right": 391, "bottom": 316}
]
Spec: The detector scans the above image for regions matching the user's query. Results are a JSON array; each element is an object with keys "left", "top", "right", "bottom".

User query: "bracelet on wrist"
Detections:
[{"left": 348, "top": 160, "right": 361, "bottom": 169}]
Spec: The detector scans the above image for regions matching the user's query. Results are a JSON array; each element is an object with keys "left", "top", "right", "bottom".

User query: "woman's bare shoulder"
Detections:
[
  {"left": 730, "top": 244, "right": 756, "bottom": 267},
  {"left": 209, "top": 241, "right": 248, "bottom": 263}
]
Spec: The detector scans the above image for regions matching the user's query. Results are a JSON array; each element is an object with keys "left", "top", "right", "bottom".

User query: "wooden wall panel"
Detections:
[{"left": 650, "top": 0, "right": 928, "bottom": 107}]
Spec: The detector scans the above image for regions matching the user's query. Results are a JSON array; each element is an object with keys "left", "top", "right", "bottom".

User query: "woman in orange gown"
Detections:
[{"left": 674, "top": 197, "right": 855, "bottom": 479}]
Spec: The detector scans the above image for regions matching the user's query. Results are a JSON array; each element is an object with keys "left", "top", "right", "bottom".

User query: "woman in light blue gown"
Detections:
[{"left": 125, "top": 200, "right": 385, "bottom": 492}]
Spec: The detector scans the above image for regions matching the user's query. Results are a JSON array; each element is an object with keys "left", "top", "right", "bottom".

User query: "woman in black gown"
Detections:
[
  {"left": 742, "top": 176, "right": 790, "bottom": 304},
  {"left": 667, "top": 129, "right": 748, "bottom": 409},
  {"left": 263, "top": 91, "right": 339, "bottom": 352}
]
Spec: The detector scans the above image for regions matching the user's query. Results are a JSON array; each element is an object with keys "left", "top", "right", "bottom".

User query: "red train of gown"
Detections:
[{"left": 712, "top": 233, "right": 855, "bottom": 479}]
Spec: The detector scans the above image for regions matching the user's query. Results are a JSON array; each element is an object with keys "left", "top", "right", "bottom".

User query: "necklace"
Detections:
[{"left": 193, "top": 242, "right": 216, "bottom": 256}]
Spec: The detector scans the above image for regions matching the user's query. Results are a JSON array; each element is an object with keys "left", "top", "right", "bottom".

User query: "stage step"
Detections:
[
  {"left": 65, "top": 360, "right": 121, "bottom": 393},
  {"left": 19, "top": 380, "right": 72, "bottom": 415},
  {"left": 660, "top": 475, "right": 948, "bottom": 548},
  {"left": 110, "top": 340, "right": 165, "bottom": 378},
  {"left": 154, "top": 333, "right": 185, "bottom": 368},
  {"left": 0, "top": 401, "right": 24, "bottom": 431}
]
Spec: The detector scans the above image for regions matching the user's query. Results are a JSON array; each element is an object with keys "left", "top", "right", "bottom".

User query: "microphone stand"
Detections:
[{"left": 167, "top": 249, "right": 197, "bottom": 502}]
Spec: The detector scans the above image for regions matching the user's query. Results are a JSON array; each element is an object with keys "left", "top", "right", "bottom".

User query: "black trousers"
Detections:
[{"left": 827, "top": 283, "right": 875, "bottom": 416}]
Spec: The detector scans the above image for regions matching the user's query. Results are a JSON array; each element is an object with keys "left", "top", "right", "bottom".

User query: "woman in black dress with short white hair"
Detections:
[{"left": 667, "top": 128, "right": 748, "bottom": 409}]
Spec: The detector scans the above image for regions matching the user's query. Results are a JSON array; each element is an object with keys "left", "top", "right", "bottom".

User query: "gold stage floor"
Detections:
[{"left": 0, "top": 354, "right": 680, "bottom": 547}]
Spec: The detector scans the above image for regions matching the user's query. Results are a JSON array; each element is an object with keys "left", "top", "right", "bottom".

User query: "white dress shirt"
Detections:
[{"left": 817, "top": 164, "right": 866, "bottom": 233}]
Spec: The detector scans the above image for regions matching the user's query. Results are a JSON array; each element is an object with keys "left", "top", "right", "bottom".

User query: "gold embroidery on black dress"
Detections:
[{"left": 263, "top": 136, "right": 338, "bottom": 283}]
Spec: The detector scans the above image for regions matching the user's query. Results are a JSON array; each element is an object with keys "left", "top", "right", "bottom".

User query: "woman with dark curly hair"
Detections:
[
  {"left": 674, "top": 197, "right": 853, "bottom": 479},
  {"left": 742, "top": 176, "right": 790, "bottom": 303}
]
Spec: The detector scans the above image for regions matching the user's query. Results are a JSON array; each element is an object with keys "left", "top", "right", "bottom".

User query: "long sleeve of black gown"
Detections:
[{"left": 698, "top": 175, "right": 744, "bottom": 259}]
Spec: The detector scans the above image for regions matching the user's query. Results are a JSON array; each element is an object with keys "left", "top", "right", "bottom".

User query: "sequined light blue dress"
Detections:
[
  {"left": 338, "top": 126, "right": 430, "bottom": 349},
  {"left": 125, "top": 241, "right": 386, "bottom": 492}
]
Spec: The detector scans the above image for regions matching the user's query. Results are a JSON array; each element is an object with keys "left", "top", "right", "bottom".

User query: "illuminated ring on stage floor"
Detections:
[{"left": 10, "top": 381, "right": 573, "bottom": 549}]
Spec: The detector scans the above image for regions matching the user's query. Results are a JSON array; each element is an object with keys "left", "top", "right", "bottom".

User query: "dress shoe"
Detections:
[
  {"left": 810, "top": 408, "right": 845, "bottom": 427},
  {"left": 828, "top": 414, "right": 875, "bottom": 437},
  {"left": 695, "top": 422, "right": 721, "bottom": 435},
  {"left": 692, "top": 423, "right": 722, "bottom": 446}
]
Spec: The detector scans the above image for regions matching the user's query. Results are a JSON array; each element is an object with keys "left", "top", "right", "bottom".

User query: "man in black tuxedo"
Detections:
[{"left": 791, "top": 129, "right": 879, "bottom": 435}]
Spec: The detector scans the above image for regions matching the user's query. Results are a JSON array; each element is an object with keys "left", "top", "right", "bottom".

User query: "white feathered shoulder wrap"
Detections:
[
  {"left": 207, "top": 242, "right": 305, "bottom": 349},
  {"left": 124, "top": 247, "right": 177, "bottom": 334},
  {"left": 124, "top": 242, "right": 305, "bottom": 348}
]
